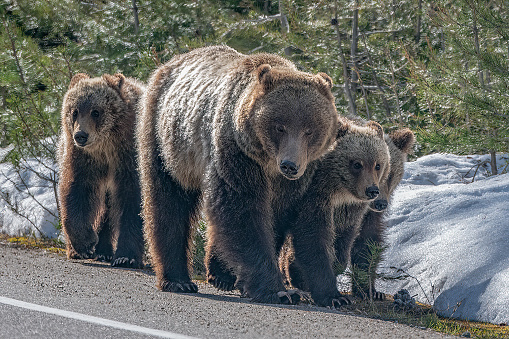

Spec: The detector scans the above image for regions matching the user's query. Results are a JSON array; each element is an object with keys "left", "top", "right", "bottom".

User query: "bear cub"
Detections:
[
  {"left": 349, "top": 128, "right": 415, "bottom": 300},
  {"left": 58, "top": 73, "right": 145, "bottom": 268},
  {"left": 278, "top": 121, "right": 391, "bottom": 307}
]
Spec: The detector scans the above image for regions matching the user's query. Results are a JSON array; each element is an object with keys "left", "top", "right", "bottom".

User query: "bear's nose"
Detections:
[
  {"left": 373, "top": 199, "right": 388, "bottom": 211},
  {"left": 280, "top": 160, "right": 299, "bottom": 177},
  {"left": 365, "top": 185, "right": 379, "bottom": 199},
  {"left": 74, "top": 131, "right": 89, "bottom": 146}
]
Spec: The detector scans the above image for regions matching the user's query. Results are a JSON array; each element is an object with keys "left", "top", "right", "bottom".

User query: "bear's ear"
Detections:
[
  {"left": 256, "top": 64, "right": 273, "bottom": 92},
  {"left": 102, "top": 73, "right": 125, "bottom": 92},
  {"left": 68, "top": 73, "right": 90, "bottom": 90},
  {"left": 316, "top": 72, "right": 333, "bottom": 89},
  {"left": 336, "top": 117, "right": 350, "bottom": 139},
  {"left": 366, "top": 121, "right": 384, "bottom": 139},
  {"left": 390, "top": 128, "right": 415, "bottom": 154}
]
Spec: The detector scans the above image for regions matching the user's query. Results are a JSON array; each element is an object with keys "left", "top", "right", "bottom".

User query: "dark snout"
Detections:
[
  {"left": 280, "top": 160, "right": 299, "bottom": 179},
  {"left": 373, "top": 199, "right": 388, "bottom": 211},
  {"left": 365, "top": 185, "right": 379, "bottom": 200},
  {"left": 74, "top": 131, "right": 89, "bottom": 147}
]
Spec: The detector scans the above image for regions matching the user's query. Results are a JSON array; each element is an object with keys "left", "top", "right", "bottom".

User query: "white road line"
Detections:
[{"left": 0, "top": 296, "right": 198, "bottom": 339}]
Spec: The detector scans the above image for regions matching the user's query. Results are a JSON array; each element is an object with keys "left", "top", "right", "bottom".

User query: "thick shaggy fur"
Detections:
[
  {"left": 58, "top": 73, "right": 145, "bottom": 268},
  {"left": 349, "top": 128, "right": 415, "bottom": 299},
  {"left": 137, "top": 45, "right": 341, "bottom": 302},
  {"left": 278, "top": 122, "right": 391, "bottom": 306}
]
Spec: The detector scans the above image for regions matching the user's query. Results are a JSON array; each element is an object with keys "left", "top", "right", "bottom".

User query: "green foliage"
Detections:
[
  {"left": 1, "top": 0, "right": 508, "bottom": 159},
  {"left": 406, "top": 0, "right": 509, "bottom": 155}
]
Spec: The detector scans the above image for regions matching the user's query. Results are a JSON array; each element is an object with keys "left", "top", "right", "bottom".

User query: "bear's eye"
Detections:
[
  {"left": 276, "top": 125, "right": 285, "bottom": 133},
  {"left": 91, "top": 109, "right": 100, "bottom": 118},
  {"left": 353, "top": 162, "right": 363, "bottom": 170},
  {"left": 72, "top": 109, "right": 78, "bottom": 119},
  {"left": 375, "top": 164, "right": 381, "bottom": 171},
  {"left": 304, "top": 129, "right": 313, "bottom": 136}
]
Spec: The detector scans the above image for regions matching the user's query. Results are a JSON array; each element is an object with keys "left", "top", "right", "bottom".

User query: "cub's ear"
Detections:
[
  {"left": 68, "top": 73, "right": 90, "bottom": 90},
  {"left": 255, "top": 64, "right": 273, "bottom": 92},
  {"left": 317, "top": 72, "right": 333, "bottom": 89},
  {"left": 102, "top": 73, "right": 125, "bottom": 92},
  {"left": 390, "top": 128, "right": 415, "bottom": 154},
  {"left": 366, "top": 121, "right": 384, "bottom": 139},
  {"left": 337, "top": 117, "right": 351, "bottom": 139}
]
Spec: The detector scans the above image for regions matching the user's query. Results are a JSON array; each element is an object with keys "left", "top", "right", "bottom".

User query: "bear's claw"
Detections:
[
  {"left": 329, "top": 295, "right": 353, "bottom": 309},
  {"left": 159, "top": 280, "right": 198, "bottom": 293},
  {"left": 111, "top": 256, "right": 143, "bottom": 268},
  {"left": 208, "top": 274, "right": 236, "bottom": 291}
]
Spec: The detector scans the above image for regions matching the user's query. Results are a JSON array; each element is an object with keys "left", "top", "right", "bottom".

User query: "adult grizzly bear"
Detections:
[
  {"left": 348, "top": 128, "right": 415, "bottom": 300},
  {"left": 58, "top": 73, "right": 145, "bottom": 268},
  {"left": 277, "top": 121, "right": 391, "bottom": 307},
  {"left": 137, "top": 45, "right": 342, "bottom": 303}
]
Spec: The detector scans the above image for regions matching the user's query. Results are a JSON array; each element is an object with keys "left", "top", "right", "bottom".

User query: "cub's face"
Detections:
[
  {"left": 369, "top": 129, "right": 415, "bottom": 212},
  {"left": 62, "top": 77, "right": 125, "bottom": 152},
  {"left": 254, "top": 86, "right": 339, "bottom": 180},
  {"left": 332, "top": 125, "right": 391, "bottom": 203}
]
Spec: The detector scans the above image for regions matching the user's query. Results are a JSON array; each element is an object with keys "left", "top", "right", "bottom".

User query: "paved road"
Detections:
[{"left": 0, "top": 243, "right": 452, "bottom": 338}]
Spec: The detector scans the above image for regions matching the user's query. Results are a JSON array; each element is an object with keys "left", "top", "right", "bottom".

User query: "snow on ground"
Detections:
[
  {"left": 0, "top": 145, "right": 508, "bottom": 324},
  {"left": 377, "top": 153, "right": 509, "bottom": 325},
  {"left": 0, "top": 148, "right": 59, "bottom": 238}
]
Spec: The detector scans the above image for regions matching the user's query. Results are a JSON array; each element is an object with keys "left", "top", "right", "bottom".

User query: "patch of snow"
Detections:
[
  {"left": 378, "top": 153, "right": 509, "bottom": 324},
  {"left": 0, "top": 148, "right": 59, "bottom": 238}
]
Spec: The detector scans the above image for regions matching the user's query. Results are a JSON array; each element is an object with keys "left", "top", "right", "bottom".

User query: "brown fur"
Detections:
[
  {"left": 137, "top": 45, "right": 342, "bottom": 301},
  {"left": 349, "top": 128, "right": 415, "bottom": 299},
  {"left": 278, "top": 121, "right": 391, "bottom": 306},
  {"left": 58, "top": 73, "right": 145, "bottom": 268}
]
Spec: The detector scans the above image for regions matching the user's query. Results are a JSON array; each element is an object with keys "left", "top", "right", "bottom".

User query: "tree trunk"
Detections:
[
  {"left": 361, "top": 34, "right": 391, "bottom": 117},
  {"left": 350, "top": 0, "right": 359, "bottom": 93},
  {"left": 414, "top": 0, "right": 422, "bottom": 43},
  {"left": 472, "top": 8, "right": 484, "bottom": 87},
  {"left": 132, "top": 0, "right": 139, "bottom": 35},
  {"left": 333, "top": 3, "right": 356, "bottom": 116},
  {"left": 490, "top": 150, "right": 498, "bottom": 175},
  {"left": 279, "top": 0, "right": 289, "bottom": 36}
]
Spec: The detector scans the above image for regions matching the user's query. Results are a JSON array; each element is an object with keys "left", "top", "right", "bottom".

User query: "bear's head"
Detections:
[
  {"left": 242, "top": 64, "right": 344, "bottom": 180},
  {"left": 61, "top": 73, "right": 130, "bottom": 154},
  {"left": 330, "top": 121, "right": 391, "bottom": 203},
  {"left": 369, "top": 128, "right": 415, "bottom": 212}
]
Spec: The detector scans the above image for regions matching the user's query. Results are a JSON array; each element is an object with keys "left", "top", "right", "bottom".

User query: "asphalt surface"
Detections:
[{"left": 0, "top": 243, "right": 453, "bottom": 339}]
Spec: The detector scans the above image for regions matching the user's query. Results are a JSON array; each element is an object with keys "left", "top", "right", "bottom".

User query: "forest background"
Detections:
[{"left": 1, "top": 0, "right": 508, "bottom": 217}]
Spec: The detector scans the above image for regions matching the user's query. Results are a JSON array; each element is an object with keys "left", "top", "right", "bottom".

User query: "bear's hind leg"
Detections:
[{"left": 142, "top": 152, "right": 200, "bottom": 292}]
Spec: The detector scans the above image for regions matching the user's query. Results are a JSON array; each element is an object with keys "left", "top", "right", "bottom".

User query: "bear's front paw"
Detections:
[
  {"left": 111, "top": 256, "right": 143, "bottom": 269},
  {"left": 67, "top": 244, "right": 95, "bottom": 260},
  {"left": 207, "top": 271, "right": 236, "bottom": 291},
  {"left": 158, "top": 279, "right": 198, "bottom": 293},
  {"left": 315, "top": 293, "right": 353, "bottom": 309}
]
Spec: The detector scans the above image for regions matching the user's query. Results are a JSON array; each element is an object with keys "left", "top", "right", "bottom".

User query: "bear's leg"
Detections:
[
  {"left": 350, "top": 210, "right": 386, "bottom": 300},
  {"left": 333, "top": 203, "right": 367, "bottom": 270},
  {"left": 142, "top": 152, "right": 200, "bottom": 292},
  {"left": 95, "top": 201, "right": 113, "bottom": 262},
  {"left": 206, "top": 166, "right": 299, "bottom": 304},
  {"left": 110, "top": 164, "right": 144, "bottom": 269},
  {"left": 292, "top": 208, "right": 351, "bottom": 308},
  {"left": 59, "top": 163, "right": 100, "bottom": 259},
  {"left": 205, "top": 243, "right": 237, "bottom": 291},
  {"left": 278, "top": 236, "right": 307, "bottom": 290}
]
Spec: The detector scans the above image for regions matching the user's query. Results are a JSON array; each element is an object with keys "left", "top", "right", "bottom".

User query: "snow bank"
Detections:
[
  {"left": 0, "top": 147, "right": 59, "bottom": 238},
  {"left": 378, "top": 153, "right": 509, "bottom": 324}
]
